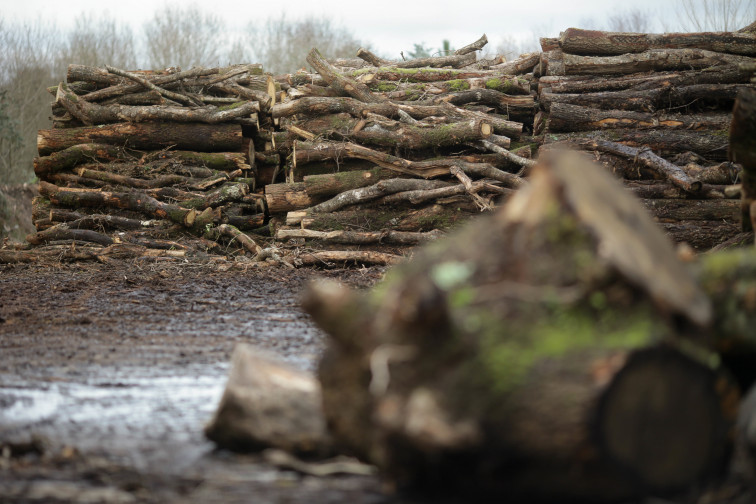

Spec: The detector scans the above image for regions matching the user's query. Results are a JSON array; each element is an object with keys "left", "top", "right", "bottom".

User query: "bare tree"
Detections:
[
  {"left": 59, "top": 13, "right": 137, "bottom": 70},
  {"left": 244, "top": 15, "right": 369, "bottom": 74},
  {"left": 607, "top": 8, "right": 656, "bottom": 32},
  {"left": 676, "top": 0, "right": 756, "bottom": 31},
  {"left": 143, "top": 4, "right": 225, "bottom": 69}
]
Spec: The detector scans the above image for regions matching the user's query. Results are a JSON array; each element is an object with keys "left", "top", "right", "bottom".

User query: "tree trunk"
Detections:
[
  {"left": 558, "top": 49, "right": 753, "bottom": 76},
  {"left": 37, "top": 122, "right": 243, "bottom": 156},
  {"left": 560, "top": 28, "right": 756, "bottom": 56},
  {"left": 547, "top": 103, "right": 731, "bottom": 132},
  {"left": 38, "top": 180, "right": 199, "bottom": 227}
]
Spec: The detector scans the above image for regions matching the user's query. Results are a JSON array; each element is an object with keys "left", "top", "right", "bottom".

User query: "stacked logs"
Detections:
[
  {"left": 264, "top": 36, "right": 539, "bottom": 264},
  {"left": 536, "top": 28, "right": 756, "bottom": 249},
  {"left": 29, "top": 64, "right": 276, "bottom": 258}
]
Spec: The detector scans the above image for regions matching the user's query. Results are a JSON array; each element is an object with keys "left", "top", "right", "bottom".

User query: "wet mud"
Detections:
[{"left": 0, "top": 260, "right": 400, "bottom": 503}]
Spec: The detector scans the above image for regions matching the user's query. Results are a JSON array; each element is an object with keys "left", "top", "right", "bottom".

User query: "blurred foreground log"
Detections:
[{"left": 304, "top": 151, "right": 744, "bottom": 501}]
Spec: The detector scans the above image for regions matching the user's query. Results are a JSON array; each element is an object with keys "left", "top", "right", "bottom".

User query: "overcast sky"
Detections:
[{"left": 0, "top": 0, "right": 688, "bottom": 57}]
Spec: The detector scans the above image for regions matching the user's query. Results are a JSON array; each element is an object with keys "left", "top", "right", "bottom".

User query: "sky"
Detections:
[{"left": 0, "top": 0, "right": 689, "bottom": 58}]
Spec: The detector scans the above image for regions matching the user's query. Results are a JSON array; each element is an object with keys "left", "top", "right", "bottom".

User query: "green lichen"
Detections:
[{"left": 374, "top": 82, "right": 398, "bottom": 92}]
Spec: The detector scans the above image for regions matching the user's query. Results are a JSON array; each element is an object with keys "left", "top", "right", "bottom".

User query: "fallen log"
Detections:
[
  {"left": 625, "top": 180, "right": 726, "bottom": 200},
  {"left": 547, "top": 103, "right": 731, "bottom": 132},
  {"left": 47, "top": 209, "right": 163, "bottom": 230},
  {"left": 357, "top": 48, "right": 476, "bottom": 69},
  {"left": 305, "top": 179, "right": 452, "bottom": 214},
  {"left": 37, "top": 122, "right": 243, "bottom": 156},
  {"left": 288, "top": 203, "right": 474, "bottom": 231},
  {"left": 642, "top": 198, "right": 740, "bottom": 221},
  {"left": 302, "top": 167, "right": 394, "bottom": 198},
  {"left": 560, "top": 28, "right": 756, "bottom": 56},
  {"left": 265, "top": 182, "right": 321, "bottom": 213},
  {"left": 26, "top": 225, "right": 114, "bottom": 246},
  {"left": 350, "top": 66, "right": 512, "bottom": 83}
]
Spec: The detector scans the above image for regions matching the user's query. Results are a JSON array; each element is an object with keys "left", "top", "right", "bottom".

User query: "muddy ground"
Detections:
[{"left": 0, "top": 258, "right": 418, "bottom": 503}]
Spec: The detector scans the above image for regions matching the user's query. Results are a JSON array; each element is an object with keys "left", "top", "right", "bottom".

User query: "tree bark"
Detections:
[
  {"left": 277, "top": 228, "right": 441, "bottom": 246},
  {"left": 38, "top": 180, "right": 199, "bottom": 227},
  {"left": 558, "top": 49, "right": 753, "bottom": 76},
  {"left": 560, "top": 28, "right": 756, "bottom": 56},
  {"left": 56, "top": 83, "right": 259, "bottom": 125},
  {"left": 547, "top": 103, "right": 731, "bottom": 132},
  {"left": 307, "top": 48, "right": 386, "bottom": 104},
  {"left": 37, "top": 122, "right": 243, "bottom": 156},
  {"left": 356, "top": 48, "right": 476, "bottom": 69},
  {"left": 544, "top": 129, "right": 730, "bottom": 160},
  {"left": 34, "top": 143, "right": 127, "bottom": 178}
]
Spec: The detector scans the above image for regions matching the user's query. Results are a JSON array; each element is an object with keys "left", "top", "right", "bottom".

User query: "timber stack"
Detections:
[
  {"left": 18, "top": 26, "right": 756, "bottom": 265},
  {"left": 537, "top": 27, "right": 756, "bottom": 249}
]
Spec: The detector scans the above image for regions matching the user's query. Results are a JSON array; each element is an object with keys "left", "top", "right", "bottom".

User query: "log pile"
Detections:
[
  {"left": 537, "top": 28, "right": 756, "bottom": 250},
  {"left": 18, "top": 27, "right": 755, "bottom": 265}
]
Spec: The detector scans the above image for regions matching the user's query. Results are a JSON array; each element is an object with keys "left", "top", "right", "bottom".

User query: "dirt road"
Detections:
[{"left": 0, "top": 259, "right": 405, "bottom": 503}]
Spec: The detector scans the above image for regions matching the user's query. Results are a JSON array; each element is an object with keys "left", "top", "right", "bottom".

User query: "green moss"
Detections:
[
  {"left": 480, "top": 305, "right": 661, "bottom": 394},
  {"left": 447, "top": 79, "right": 470, "bottom": 91},
  {"left": 217, "top": 101, "right": 247, "bottom": 111},
  {"left": 374, "top": 82, "right": 398, "bottom": 92}
]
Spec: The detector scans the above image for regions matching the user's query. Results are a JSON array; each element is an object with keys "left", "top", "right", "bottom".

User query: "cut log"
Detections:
[
  {"left": 558, "top": 49, "right": 753, "bottom": 76},
  {"left": 277, "top": 228, "right": 441, "bottom": 246},
  {"left": 490, "top": 52, "right": 540, "bottom": 75},
  {"left": 305, "top": 179, "right": 452, "bottom": 214},
  {"left": 454, "top": 34, "right": 488, "bottom": 55},
  {"left": 307, "top": 48, "right": 386, "bottom": 104},
  {"left": 350, "top": 67, "right": 513, "bottom": 83},
  {"left": 547, "top": 103, "right": 731, "bottom": 132},
  {"left": 26, "top": 225, "right": 114, "bottom": 246},
  {"left": 205, "top": 344, "right": 330, "bottom": 454},
  {"left": 356, "top": 48, "right": 476, "bottom": 69},
  {"left": 37, "top": 122, "right": 243, "bottom": 156},
  {"left": 302, "top": 167, "right": 394, "bottom": 198},
  {"left": 140, "top": 150, "right": 250, "bottom": 171},
  {"left": 294, "top": 250, "right": 403, "bottom": 266},
  {"left": 560, "top": 28, "right": 756, "bottom": 56},
  {"left": 625, "top": 180, "right": 727, "bottom": 200},
  {"left": 304, "top": 151, "right": 730, "bottom": 500},
  {"left": 265, "top": 182, "right": 321, "bottom": 213},
  {"left": 38, "top": 181, "right": 199, "bottom": 227},
  {"left": 56, "top": 83, "right": 259, "bottom": 125},
  {"left": 544, "top": 129, "right": 730, "bottom": 160},
  {"left": 33, "top": 143, "right": 127, "bottom": 178}
]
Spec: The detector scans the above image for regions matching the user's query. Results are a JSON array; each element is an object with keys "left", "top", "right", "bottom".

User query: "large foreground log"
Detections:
[
  {"left": 303, "top": 150, "right": 736, "bottom": 501},
  {"left": 37, "top": 122, "right": 243, "bottom": 156}
]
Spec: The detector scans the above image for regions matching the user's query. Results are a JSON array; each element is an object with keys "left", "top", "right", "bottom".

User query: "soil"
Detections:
[{"left": 0, "top": 259, "right": 413, "bottom": 503}]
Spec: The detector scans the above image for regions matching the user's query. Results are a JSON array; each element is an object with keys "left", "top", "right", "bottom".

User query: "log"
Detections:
[
  {"left": 454, "top": 34, "right": 488, "bottom": 55},
  {"left": 265, "top": 182, "right": 321, "bottom": 213},
  {"left": 307, "top": 48, "right": 386, "bottom": 104},
  {"left": 558, "top": 49, "right": 753, "bottom": 76},
  {"left": 302, "top": 167, "right": 394, "bottom": 198},
  {"left": 33, "top": 143, "right": 126, "bottom": 178},
  {"left": 547, "top": 103, "right": 731, "bottom": 132},
  {"left": 216, "top": 224, "right": 263, "bottom": 255},
  {"left": 140, "top": 151, "right": 250, "bottom": 171},
  {"left": 296, "top": 114, "right": 493, "bottom": 151},
  {"left": 294, "top": 250, "right": 403, "bottom": 266},
  {"left": 37, "top": 122, "right": 243, "bottom": 156},
  {"left": 48, "top": 209, "right": 163, "bottom": 230},
  {"left": 660, "top": 220, "right": 742, "bottom": 250},
  {"left": 26, "top": 225, "right": 114, "bottom": 246},
  {"left": 104, "top": 65, "right": 201, "bottom": 106},
  {"left": 729, "top": 87, "right": 756, "bottom": 234},
  {"left": 544, "top": 129, "right": 730, "bottom": 160},
  {"left": 369, "top": 76, "right": 532, "bottom": 96},
  {"left": 642, "top": 198, "right": 740, "bottom": 221},
  {"left": 356, "top": 48, "right": 476, "bottom": 69},
  {"left": 422, "top": 89, "right": 536, "bottom": 116},
  {"left": 625, "top": 180, "right": 726, "bottom": 200},
  {"left": 55, "top": 83, "right": 260, "bottom": 125},
  {"left": 291, "top": 203, "right": 474, "bottom": 231},
  {"left": 38, "top": 181, "right": 199, "bottom": 227},
  {"left": 277, "top": 228, "right": 441, "bottom": 246},
  {"left": 303, "top": 151, "right": 730, "bottom": 500},
  {"left": 560, "top": 28, "right": 756, "bottom": 56},
  {"left": 540, "top": 68, "right": 753, "bottom": 94},
  {"left": 205, "top": 344, "right": 330, "bottom": 454},
  {"left": 306, "top": 179, "right": 452, "bottom": 214},
  {"left": 350, "top": 67, "right": 514, "bottom": 83},
  {"left": 376, "top": 179, "right": 510, "bottom": 207},
  {"left": 489, "top": 52, "right": 540, "bottom": 75}
]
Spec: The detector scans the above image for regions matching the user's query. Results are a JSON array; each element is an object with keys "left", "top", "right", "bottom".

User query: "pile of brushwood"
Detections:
[{"left": 2, "top": 26, "right": 754, "bottom": 266}]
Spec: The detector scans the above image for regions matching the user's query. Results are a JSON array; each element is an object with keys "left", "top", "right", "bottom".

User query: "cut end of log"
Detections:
[
  {"left": 597, "top": 346, "right": 732, "bottom": 492},
  {"left": 480, "top": 122, "right": 493, "bottom": 137}
]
